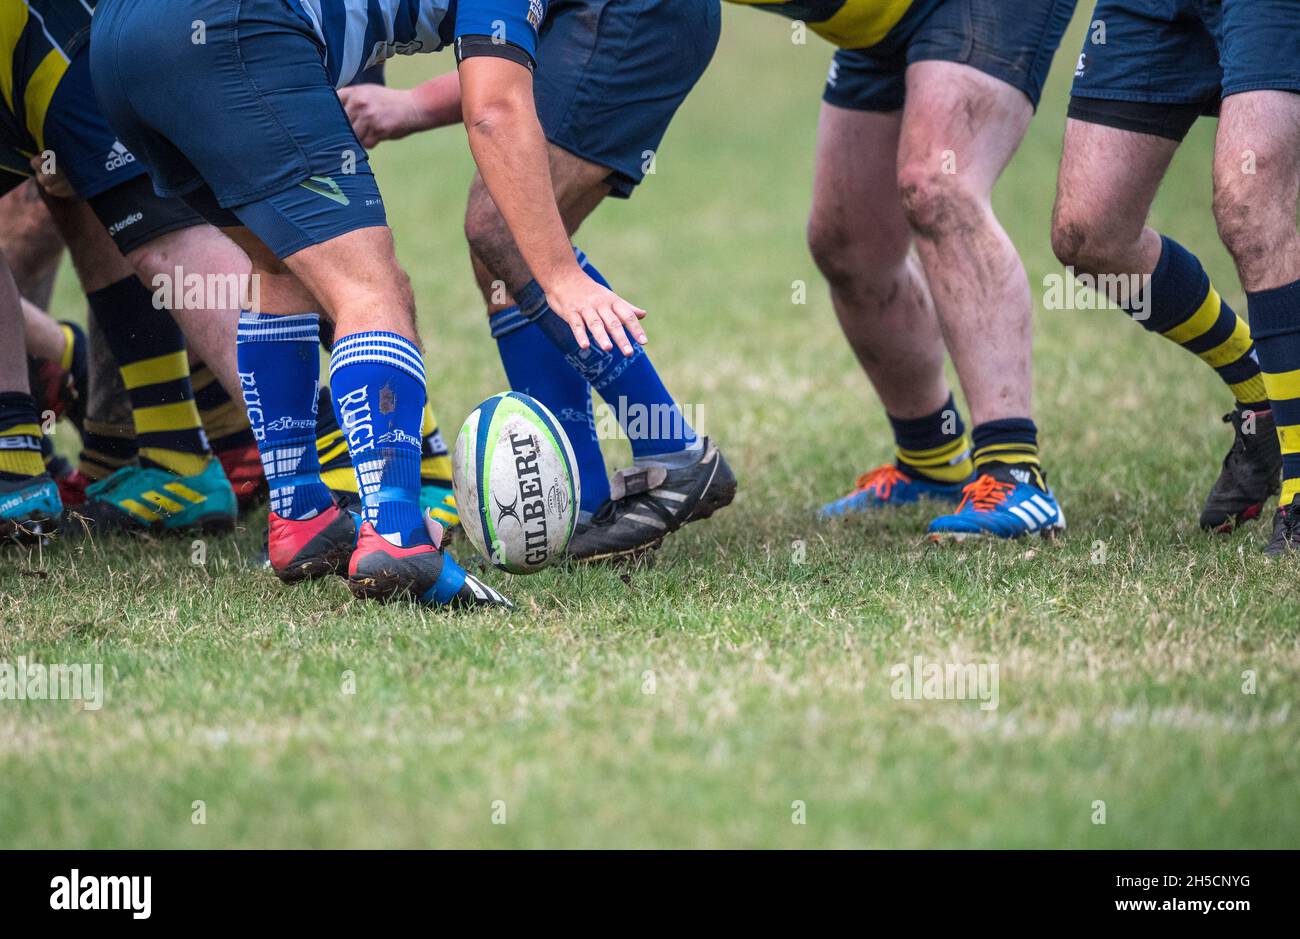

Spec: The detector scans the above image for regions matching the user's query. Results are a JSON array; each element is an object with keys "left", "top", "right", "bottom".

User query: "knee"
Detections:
[
  {"left": 896, "top": 163, "right": 984, "bottom": 242},
  {"left": 1212, "top": 170, "right": 1262, "bottom": 265},
  {"left": 806, "top": 211, "right": 909, "bottom": 294},
  {"left": 1050, "top": 207, "right": 1118, "bottom": 275}
]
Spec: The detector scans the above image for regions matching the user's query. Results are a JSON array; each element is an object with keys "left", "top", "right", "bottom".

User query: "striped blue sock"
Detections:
[
  {"left": 236, "top": 311, "right": 332, "bottom": 520},
  {"left": 518, "top": 250, "right": 700, "bottom": 467},
  {"left": 490, "top": 304, "right": 611, "bottom": 515},
  {"left": 329, "top": 330, "right": 428, "bottom": 547},
  {"left": 1247, "top": 279, "right": 1300, "bottom": 507},
  {"left": 1134, "top": 237, "right": 1268, "bottom": 408}
]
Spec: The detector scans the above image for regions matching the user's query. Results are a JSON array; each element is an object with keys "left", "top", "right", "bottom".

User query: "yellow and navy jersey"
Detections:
[
  {"left": 0, "top": 0, "right": 92, "bottom": 184},
  {"left": 726, "top": 0, "right": 939, "bottom": 50}
]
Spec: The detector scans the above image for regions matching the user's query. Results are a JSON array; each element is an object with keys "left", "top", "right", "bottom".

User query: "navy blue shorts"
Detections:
[
  {"left": 1069, "top": 0, "right": 1300, "bottom": 140},
  {"left": 91, "top": 0, "right": 385, "bottom": 258},
  {"left": 535, "top": 0, "right": 721, "bottom": 197},
  {"left": 824, "top": 0, "right": 1077, "bottom": 112}
]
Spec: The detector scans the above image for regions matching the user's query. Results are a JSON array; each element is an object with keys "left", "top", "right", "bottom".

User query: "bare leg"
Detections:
[
  {"left": 807, "top": 104, "right": 948, "bottom": 419},
  {"left": 0, "top": 255, "right": 60, "bottom": 527},
  {"left": 1051, "top": 119, "right": 1176, "bottom": 283},
  {"left": 1213, "top": 90, "right": 1300, "bottom": 529},
  {"left": 218, "top": 226, "right": 323, "bottom": 316},
  {"left": 0, "top": 257, "right": 29, "bottom": 395},
  {"left": 465, "top": 143, "right": 611, "bottom": 308},
  {"left": 40, "top": 195, "right": 136, "bottom": 293},
  {"left": 275, "top": 226, "right": 417, "bottom": 342},
  {"left": 0, "top": 182, "right": 69, "bottom": 370},
  {"left": 0, "top": 184, "right": 71, "bottom": 364},
  {"left": 125, "top": 224, "right": 247, "bottom": 398},
  {"left": 897, "top": 61, "right": 1035, "bottom": 426},
  {"left": 21, "top": 299, "right": 68, "bottom": 362},
  {"left": 1055, "top": 117, "right": 1277, "bottom": 531},
  {"left": 1213, "top": 91, "right": 1300, "bottom": 292},
  {"left": 0, "top": 181, "right": 63, "bottom": 308}
]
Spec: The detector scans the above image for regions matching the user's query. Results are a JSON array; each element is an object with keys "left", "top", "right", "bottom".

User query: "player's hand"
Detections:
[
  {"left": 338, "top": 84, "right": 429, "bottom": 148},
  {"left": 28, "top": 155, "right": 75, "bottom": 199},
  {"left": 544, "top": 268, "right": 647, "bottom": 356}
]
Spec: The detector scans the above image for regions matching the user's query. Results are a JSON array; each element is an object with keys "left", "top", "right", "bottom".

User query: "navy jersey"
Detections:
[
  {"left": 292, "top": 0, "right": 547, "bottom": 88},
  {"left": 0, "top": 0, "right": 95, "bottom": 153}
]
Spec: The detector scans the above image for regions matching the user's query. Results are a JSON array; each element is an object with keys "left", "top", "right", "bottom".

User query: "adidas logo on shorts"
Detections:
[{"left": 105, "top": 139, "right": 137, "bottom": 173}]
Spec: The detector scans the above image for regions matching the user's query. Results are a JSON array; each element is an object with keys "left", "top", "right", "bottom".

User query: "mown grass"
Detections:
[{"left": 1, "top": 10, "right": 1296, "bottom": 848}]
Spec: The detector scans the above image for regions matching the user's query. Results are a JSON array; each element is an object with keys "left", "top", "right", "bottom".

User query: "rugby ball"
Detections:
[{"left": 452, "top": 392, "right": 580, "bottom": 574}]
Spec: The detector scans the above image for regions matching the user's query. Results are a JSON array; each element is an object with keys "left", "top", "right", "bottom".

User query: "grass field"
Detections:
[{"left": 2, "top": 9, "right": 1298, "bottom": 849}]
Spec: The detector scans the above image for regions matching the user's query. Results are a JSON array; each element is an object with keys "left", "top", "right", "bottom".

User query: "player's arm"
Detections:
[
  {"left": 454, "top": 7, "right": 646, "bottom": 355},
  {"left": 339, "top": 73, "right": 462, "bottom": 148}
]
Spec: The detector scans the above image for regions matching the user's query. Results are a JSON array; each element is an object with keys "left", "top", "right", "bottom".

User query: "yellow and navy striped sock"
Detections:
[
  {"left": 316, "top": 387, "right": 454, "bottom": 494},
  {"left": 0, "top": 392, "right": 48, "bottom": 482},
  {"left": 971, "top": 418, "right": 1044, "bottom": 489},
  {"left": 190, "top": 362, "right": 254, "bottom": 453},
  {"left": 890, "top": 394, "right": 973, "bottom": 484},
  {"left": 420, "top": 400, "right": 453, "bottom": 488},
  {"left": 79, "top": 419, "right": 138, "bottom": 481},
  {"left": 313, "top": 386, "right": 356, "bottom": 495},
  {"left": 1131, "top": 237, "right": 1268, "bottom": 409},
  {"left": 89, "top": 277, "right": 211, "bottom": 478},
  {"left": 1246, "top": 280, "right": 1300, "bottom": 506}
]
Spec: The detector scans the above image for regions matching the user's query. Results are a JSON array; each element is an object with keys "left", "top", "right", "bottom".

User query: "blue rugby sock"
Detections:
[
  {"left": 329, "top": 330, "right": 428, "bottom": 547},
  {"left": 236, "top": 311, "right": 333, "bottom": 520},
  {"left": 518, "top": 249, "right": 700, "bottom": 468},
  {"left": 490, "top": 305, "right": 611, "bottom": 515}
]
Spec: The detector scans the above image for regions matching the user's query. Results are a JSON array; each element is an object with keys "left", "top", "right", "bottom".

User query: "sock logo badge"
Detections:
[
  {"left": 377, "top": 428, "right": 420, "bottom": 448},
  {"left": 267, "top": 416, "right": 315, "bottom": 433}
]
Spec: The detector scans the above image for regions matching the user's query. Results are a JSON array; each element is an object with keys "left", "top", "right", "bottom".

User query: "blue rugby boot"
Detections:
[
  {"left": 819, "top": 464, "right": 968, "bottom": 518},
  {"left": 927, "top": 467, "right": 1065, "bottom": 541},
  {"left": 0, "top": 474, "right": 63, "bottom": 541}
]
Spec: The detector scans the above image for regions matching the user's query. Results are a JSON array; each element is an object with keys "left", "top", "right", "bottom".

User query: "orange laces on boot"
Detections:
[
  {"left": 850, "top": 465, "right": 910, "bottom": 500},
  {"left": 955, "top": 474, "right": 1015, "bottom": 513}
]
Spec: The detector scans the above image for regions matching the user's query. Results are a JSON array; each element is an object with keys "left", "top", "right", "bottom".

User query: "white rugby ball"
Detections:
[{"left": 452, "top": 392, "right": 580, "bottom": 574}]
